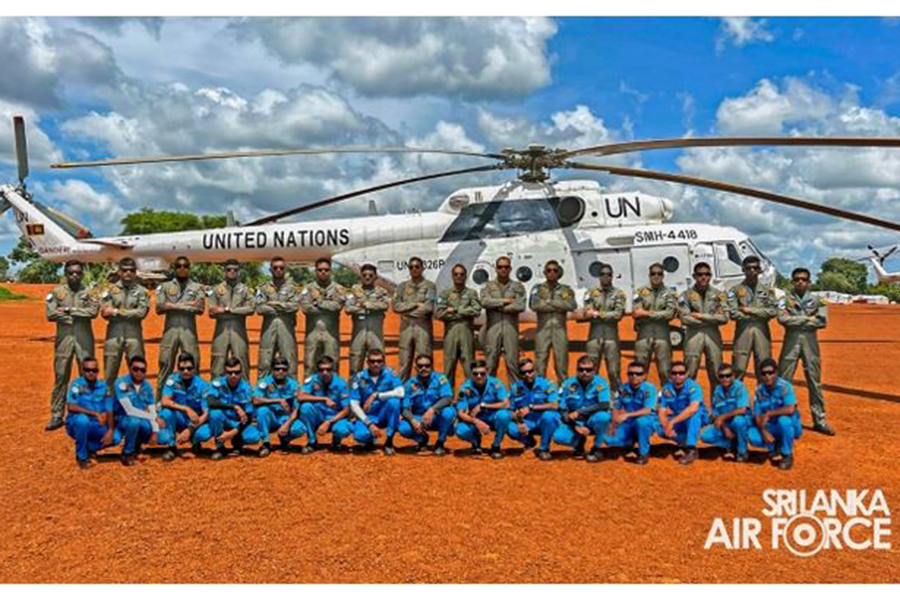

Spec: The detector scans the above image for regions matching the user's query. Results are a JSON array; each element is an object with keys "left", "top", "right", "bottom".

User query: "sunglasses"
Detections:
[
  {"left": 131, "top": 366, "right": 147, "bottom": 373},
  {"left": 627, "top": 371, "right": 644, "bottom": 377},
  {"left": 650, "top": 271, "right": 664, "bottom": 276},
  {"left": 316, "top": 268, "right": 330, "bottom": 273},
  {"left": 718, "top": 373, "right": 734, "bottom": 379},
  {"left": 577, "top": 367, "right": 595, "bottom": 373},
  {"left": 226, "top": 370, "right": 242, "bottom": 376},
  {"left": 317, "top": 367, "right": 332, "bottom": 373},
  {"left": 225, "top": 267, "right": 239, "bottom": 272},
  {"left": 271, "top": 265, "right": 285, "bottom": 270},
  {"left": 472, "top": 371, "right": 487, "bottom": 377},
  {"left": 179, "top": 365, "right": 194, "bottom": 372},
  {"left": 368, "top": 359, "right": 384, "bottom": 364},
  {"left": 83, "top": 367, "right": 99, "bottom": 373},
  {"left": 496, "top": 265, "right": 511, "bottom": 270},
  {"left": 175, "top": 263, "right": 190, "bottom": 269},
  {"left": 545, "top": 267, "right": 560, "bottom": 273},
  {"left": 519, "top": 368, "right": 535, "bottom": 375},
  {"left": 416, "top": 364, "right": 432, "bottom": 370},
  {"left": 694, "top": 272, "right": 712, "bottom": 278},
  {"left": 120, "top": 267, "right": 137, "bottom": 273},
  {"left": 274, "top": 366, "right": 289, "bottom": 372},
  {"left": 671, "top": 370, "right": 687, "bottom": 376},
  {"left": 793, "top": 277, "right": 810, "bottom": 282},
  {"left": 760, "top": 369, "right": 776, "bottom": 376}
]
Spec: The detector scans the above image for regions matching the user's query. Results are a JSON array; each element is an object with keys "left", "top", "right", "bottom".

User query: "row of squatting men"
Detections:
[
  {"left": 44, "top": 252, "right": 833, "bottom": 441},
  {"left": 65, "top": 344, "right": 801, "bottom": 471}
]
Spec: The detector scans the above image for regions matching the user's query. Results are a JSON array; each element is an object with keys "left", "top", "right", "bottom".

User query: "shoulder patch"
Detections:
[{"left": 118, "top": 382, "right": 128, "bottom": 391}]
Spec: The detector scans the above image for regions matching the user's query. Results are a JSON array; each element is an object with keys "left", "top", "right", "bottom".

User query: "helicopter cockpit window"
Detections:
[
  {"left": 439, "top": 199, "right": 566, "bottom": 242},
  {"left": 714, "top": 242, "right": 744, "bottom": 278},
  {"left": 727, "top": 242, "right": 743, "bottom": 266}
]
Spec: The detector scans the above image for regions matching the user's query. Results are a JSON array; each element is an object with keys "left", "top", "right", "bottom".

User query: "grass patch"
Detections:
[{"left": 0, "top": 285, "right": 27, "bottom": 301}]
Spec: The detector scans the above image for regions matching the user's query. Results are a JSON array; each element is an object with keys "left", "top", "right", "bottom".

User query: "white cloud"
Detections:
[
  {"left": 230, "top": 17, "right": 556, "bottom": 100},
  {"left": 477, "top": 105, "right": 616, "bottom": 150},
  {"left": 716, "top": 17, "right": 775, "bottom": 52},
  {"left": 0, "top": 99, "right": 62, "bottom": 169},
  {"left": 0, "top": 17, "right": 122, "bottom": 109}
]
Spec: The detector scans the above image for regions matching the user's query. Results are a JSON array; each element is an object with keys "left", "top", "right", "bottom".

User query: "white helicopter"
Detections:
[
  {"left": 866, "top": 245, "right": 900, "bottom": 284},
  {"left": 4, "top": 115, "right": 900, "bottom": 343}
]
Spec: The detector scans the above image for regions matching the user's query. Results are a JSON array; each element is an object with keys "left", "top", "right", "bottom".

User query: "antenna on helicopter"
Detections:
[{"left": 13, "top": 116, "right": 29, "bottom": 193}]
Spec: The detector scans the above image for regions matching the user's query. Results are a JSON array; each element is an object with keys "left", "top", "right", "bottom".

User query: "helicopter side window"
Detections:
[
  {"left": 714, "top": 242, "right": 744, "bottom": 278},
  {"left": 440, "top": 200, "right": 564, "bottom": 242}
]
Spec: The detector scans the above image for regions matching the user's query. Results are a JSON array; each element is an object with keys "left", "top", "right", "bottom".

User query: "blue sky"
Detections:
[{"left": 2, "top": 16, "right": 900, "bottom": 275}]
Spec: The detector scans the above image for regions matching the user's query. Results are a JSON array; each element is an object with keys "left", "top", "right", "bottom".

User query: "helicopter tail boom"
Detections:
[{"left": 0, "top": 185, "right": 98, "bottom": 261}]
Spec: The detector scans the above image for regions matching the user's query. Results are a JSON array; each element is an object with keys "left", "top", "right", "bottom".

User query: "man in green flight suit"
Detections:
[
  {"left": 435, "top": 263, "right": 481, "bottom": 387},
  {"left": 392, "top": 256, "right": 436, "bottom": 380},
  {"left": 679, "top": 261, "right": 728, "bottom": 391},
  {"left": 208, "top": 258, "right": 255, "bottom": 379},
  {"left": 45, "top": 259, "right": 100, "bottom": 431},
  {"left": 345, "top": 263, "right": 391, "bottom": 374},
  {"left": 300, "top": 257, "right": 345, "bottom": 378},
  {"left": 255, "top": 257, "right": 300, "bottom": 380},
  {"left": 480, "top": 255, "right": 526, "bottom": 380},
  {"left": 777, "top": 267, "right": 834, "bottom": 436},
  {"left": 581, "top": 264, "right": 626, "bottom": 394},
  {"left": 633, "top": 263, "right": 677, "bottom": 383},
  {"left": 530, "top": 259, "right": 577, "bottom": 382},
  {"left": 156, "top": 256, "right": 205, "bottom": 399},
  {"left": 728, "top": 255, "right": 777, "bottom": 381},
  {"left": 100, "top": 257, "right": 150, "bottom": 393}
]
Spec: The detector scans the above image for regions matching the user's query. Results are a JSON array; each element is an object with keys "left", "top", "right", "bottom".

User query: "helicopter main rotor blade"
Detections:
[
  {"left": 561, "top": 137, "right": 900, "bottom": 160},
  {"left": 566, "top": 161, "right": 900, "bottom": 233},
  {"left": 50, "top": 147, "right": 505, "bottom": 169},
  {"left": 245, "top": 164, "right": 506, "bottom": 226}
]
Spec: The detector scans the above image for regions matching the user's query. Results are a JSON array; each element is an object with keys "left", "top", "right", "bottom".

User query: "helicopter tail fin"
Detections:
[{"left": 0, "top": 185, "right": 87, "bottom": 260}]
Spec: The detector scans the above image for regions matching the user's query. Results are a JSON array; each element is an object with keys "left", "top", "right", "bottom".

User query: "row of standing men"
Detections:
[{"left": 43, "top": 253, "right": 833, "bottom": 437}]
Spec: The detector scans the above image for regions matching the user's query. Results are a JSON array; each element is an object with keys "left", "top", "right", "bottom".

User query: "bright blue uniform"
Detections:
[
  {"left": 507, "top": 376, "right": 561, "bottom": 452},
  {"left": 748, "top": 377, "right": 802, "bottom": 456},
  {"left": 399, "top": 372, "right": 456, "bottom": 445},
  {"left": 700, "top": 380, "right": 751, "bottom": 455},
  {"left": 206, "top": 376, "right": 261, "bottom": 445},
  {"left": 159, "top": 374, "right": 214, "bottom": 446},
  {"left": 454, "top": 376, "right": 512, "bottom": 449},
  {"left": 114, "top": 374, "right": 171, "bottom": 454},
  {"left": 657, "top": 378, "right": 708, "bottom": 448},
  {"left": 606, "top": 381, "right": 657, "bottom": 457},
  {"left": 553, "top": 375, "right": 613, "bottom": 451},
  {"left": 254, "top": 376, "right": 307, "bottom": 444},
  {"left": 66, "top": 377, "right": 120, "bottom": 461},
  {"left": 349, "top": 367, "right": 403, "bottom": 444},
  {"left": 298, "top": 374, "right": 353, "bottom": 445}
]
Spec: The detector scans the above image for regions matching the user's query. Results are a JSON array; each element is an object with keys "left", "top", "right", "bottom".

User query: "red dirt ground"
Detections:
[{"left": 0, "top": 283, "right": 898, "bottom": 583}]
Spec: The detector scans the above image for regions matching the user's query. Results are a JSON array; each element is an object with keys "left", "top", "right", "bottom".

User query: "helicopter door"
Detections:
[{"left": 631, "top": 245, "right": 692, "bottom": 291}]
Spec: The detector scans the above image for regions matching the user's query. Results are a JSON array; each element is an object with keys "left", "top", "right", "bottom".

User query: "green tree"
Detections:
[
  {"left": 0, "top": 255, "right": 9, "bottom": 281},
  {"left": 817, "top": 257, "right": 867, "bottom": 294},
  {"left": 119, "top": 209, "right": 227, "bottom": 235},
  {"left": 9, "top": 236, "right": 60, "bottom": 283},
  {"left": 867, "top": 282, "right": 900, "bottom": 303}
]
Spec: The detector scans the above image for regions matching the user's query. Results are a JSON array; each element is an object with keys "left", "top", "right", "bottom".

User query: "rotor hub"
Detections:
[{"left": 500, "top": 144, "right": 567, "bottom": 182}]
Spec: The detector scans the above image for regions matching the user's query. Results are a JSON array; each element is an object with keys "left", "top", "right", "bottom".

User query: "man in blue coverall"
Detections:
[
  {"left": 348, "top": 348, "right": 404, "bottom": 456},
  {"left": 253, "top": 356, "right": 307, "bottom": 457},
  {"left": 700, "top": 362, "right": 752, "bottom": 462},
  {"left": 607, "top": 361, "right": 657, "bottom": 465},
  {"left": 749, "top": 358, "right": 802, "bottom": 470},
  {"left": 507, "top": 357, "right": 561, "bottom": 461},
  {"left": 553, "top": 355, "right": 612, "bottom": 462},
  {"left": 114, "top": 355, "right": 168, "bottom": 466},
  {"left": 454, "top": 359, "right": 512, "bottom": 459},
  {"left": 66, "top": 356, "right": 119, "bottom": 469},
  {"left": 399, "top": 355, "right": 456, "bottom": 455},
  {"left": 657, "top": 360, "right": 707, "bottom": 465},
  {"left": 206, "top": 356, "right": 260, "bottom": 460},
  {"left": 297, "top": 355, "right": 353, "bottom": 453},
  {"left": 159, "top": 353, "right": 213, "bottom": 460}
]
